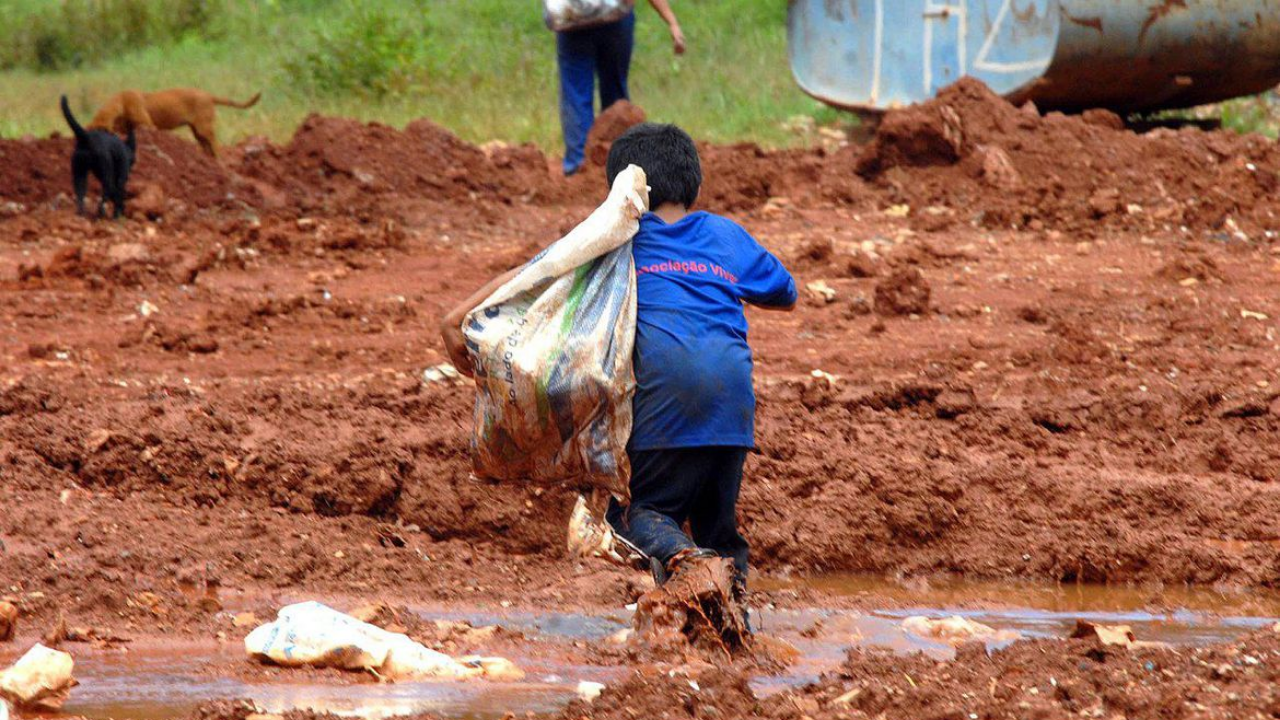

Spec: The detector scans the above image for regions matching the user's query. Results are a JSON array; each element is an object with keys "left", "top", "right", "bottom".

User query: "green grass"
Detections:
[
  {"left": 1149, "top": 92, "right": 1280, "bottom": 140},
  {"left": 0, "top": 0, "right": 841, "bottom": 151},
  {"left": 1218, "top": 94, "right": 1280, "bottom": 139},
  {"left": 14, "top": 1, "right": 1268, "bottom": 150}
]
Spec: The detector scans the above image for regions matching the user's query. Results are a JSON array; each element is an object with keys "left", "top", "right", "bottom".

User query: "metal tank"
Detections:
[{"left": 787, "top": 0, "right": 1280, "bottom": 113}]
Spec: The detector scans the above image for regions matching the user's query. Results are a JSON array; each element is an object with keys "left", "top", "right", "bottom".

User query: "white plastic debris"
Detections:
[
  {"left": 138, "top": 300, "right": 159, "bottom": 317},
  {"left": 244, "top": 602, "right": 520, "bottom": 680},
  {"left": 606, "top": 628, "right": 634, "bottom": 645},
  {"left": 809, "top": 369, "right": 839, "bottom": 386},
  {"left": 576, "top": 680, "right": 606, "bottom": 702},
  {"left": 422, "top": 363, "right": 462, "bottom": 384},
  {"left": 805, "top": 280, "right": 837, "bottom": 303},
  {"left": 902, "top": 615, "right": 1019, "bottom": 645},
  {"left": 0, "top": 644, "right": 76, "bottom": 710},
  {"left": 567, "top": 494, "right": 640, "bottom": 566}
]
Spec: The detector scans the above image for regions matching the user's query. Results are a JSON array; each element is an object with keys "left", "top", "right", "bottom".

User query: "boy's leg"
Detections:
[
  {"left": 689, "top": 447, "right": 751, "bottom": 582},
  {"left": 596, "top": 11, "right": 635, "bottom": 109},
  {"left": 606, "top": 448, "right": 701, "bottom": 568},
  {"left": 556, "top": 28, "right": 597, "bottom": 176}
]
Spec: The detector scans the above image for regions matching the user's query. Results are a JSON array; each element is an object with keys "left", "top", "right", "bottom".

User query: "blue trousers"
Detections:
[
  {"left": 607, "top": 447, "right": 751, "bottom": 580},
  {"left": 556, "top": 12, "right": 635, "bottom": 175}
]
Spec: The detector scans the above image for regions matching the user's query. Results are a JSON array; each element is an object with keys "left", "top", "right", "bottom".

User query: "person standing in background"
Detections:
[{"left": 550, "top": 0, "right": 685, "bottom": 176}]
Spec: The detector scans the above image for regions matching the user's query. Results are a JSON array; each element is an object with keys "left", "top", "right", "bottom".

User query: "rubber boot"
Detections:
[
  {"left": 657, "top": 547, "right": 718, "bottom": 586},
  {"left": 732, "top": 575, "right": 753, "bottom": 635},
  {"left": 649, "top": 556, "right": 669, "bottom": 586}
]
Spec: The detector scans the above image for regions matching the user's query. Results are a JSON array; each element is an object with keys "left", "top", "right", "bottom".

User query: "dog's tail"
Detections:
[
  {"left": 60, "top": 95, "right": 89, "bottom": 142},
  {"left": 211, "top": 91, "right": 262, "bottom": 109}
]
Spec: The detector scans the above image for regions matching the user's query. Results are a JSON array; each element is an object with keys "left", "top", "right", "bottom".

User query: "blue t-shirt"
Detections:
[{"left": 629, "top": 211, "right": 797, "bottom": 451}]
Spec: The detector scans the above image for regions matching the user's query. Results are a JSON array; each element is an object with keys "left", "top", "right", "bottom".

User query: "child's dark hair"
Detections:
[{"left": 606, "top": 123, "right": 701, "bottom": 209}]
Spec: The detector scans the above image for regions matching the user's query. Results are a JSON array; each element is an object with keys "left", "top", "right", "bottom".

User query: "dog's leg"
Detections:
[
  {"left": 71, "top": 156, "right": 89, "bottom": 216},
  {"left": 95, "top": 159, "right": 113, "bottom": 219},
  {"left": 112, "top": 163, "right": 129, "bottom": 219},
  {"left": 191, "top": 121, "right": 218, "bottom": 158}
]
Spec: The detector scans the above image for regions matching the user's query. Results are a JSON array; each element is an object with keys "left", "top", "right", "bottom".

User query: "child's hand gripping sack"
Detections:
[{"left": 463, "top": 165, "right": 649, "bottom": 500}]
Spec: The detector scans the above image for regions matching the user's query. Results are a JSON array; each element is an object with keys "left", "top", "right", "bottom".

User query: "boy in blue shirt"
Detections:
[
  {"left": 601, "top": 124, "right": 796, "bottom": 600},
  {"left": 441, "top": 124, "right": 796, "bottom": 615}
]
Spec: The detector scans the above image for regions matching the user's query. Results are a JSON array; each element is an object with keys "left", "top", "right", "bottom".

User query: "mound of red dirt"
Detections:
[
  {"left": 585, "top": 99, "right": 646, "bottom": 167},
  {"left": 699, "top": 143, "right": 839, "bottom": 212},
  {"left": 853, "top": 77, "right": 1280, "bottom": 235},
  {"left": 0, "top": 128, "right": 236, "bottom": 212},
  {"left": 234, "top": 115, "right": 556, "bottom": 212},
  {"left": 134, "top": 128, "right": 239, "bottom": 208},
  {"left": 0, "top": 137, "right": 67, "bottom": 206}
]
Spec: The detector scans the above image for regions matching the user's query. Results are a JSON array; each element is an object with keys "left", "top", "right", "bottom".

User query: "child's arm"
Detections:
[
  {"left": 752, "top": 296, "right": 797, "bottom": 312},
  {"left": 737, "top": 236, "right": 799, "bottom": 313},
  {"left": 440, "top": 266, "right": 520, "bottom": 377}
]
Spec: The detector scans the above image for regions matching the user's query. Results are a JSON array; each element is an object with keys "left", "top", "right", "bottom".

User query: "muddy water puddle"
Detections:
[
  {"left": 760, "top": 574, "right": 1280, "bottom": 616},
  {"left": 749, "top": 575, "right": 1280, "bottom": 694},
  {"left": 765, "top": 573, "right": 1280, "bottom": 649},
  {"left": 49, "top": 644, "right": 614, "bottom": 720},
  {"left": 24, "top": 578, "right": 1280, "bottom": 719}
]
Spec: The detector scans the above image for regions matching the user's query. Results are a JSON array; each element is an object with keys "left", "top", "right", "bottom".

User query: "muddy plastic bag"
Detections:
[
  {"left": 463, "top": 165, "right": 647, "bottom": 499},
  {"left": 244, "top": 602, "right": 519, "bottom": 680},
  {"left": 543, "top": 0, "right": 636, "bottom": 32}
]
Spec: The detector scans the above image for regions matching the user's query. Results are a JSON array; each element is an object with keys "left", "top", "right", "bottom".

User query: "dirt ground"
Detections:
[{"left": 3, "top": 79, "right": 1280, "bottom": 717}]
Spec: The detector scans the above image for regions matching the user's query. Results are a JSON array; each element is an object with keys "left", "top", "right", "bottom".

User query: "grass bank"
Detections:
[
  {"left": 3, "top": 1, "right": 1273, "bottom": 149},
  {"left": 0, "top": 0, "right": 841, "bottom": 152}
]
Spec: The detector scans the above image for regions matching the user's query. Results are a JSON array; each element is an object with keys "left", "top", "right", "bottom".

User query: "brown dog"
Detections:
[{"left": 88, "top": 88, "right": 261, "bottom": 158}]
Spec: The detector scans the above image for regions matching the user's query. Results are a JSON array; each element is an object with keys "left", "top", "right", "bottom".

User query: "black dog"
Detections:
[{"left": 60, "top": 95, "right": 135, "bottom": 219}]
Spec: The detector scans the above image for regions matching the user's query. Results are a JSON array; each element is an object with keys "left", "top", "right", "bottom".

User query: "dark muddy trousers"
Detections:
[
  {"left": 606, "top": 446, "right": 750, "bottom": 580},
  {"left": 556, "top": 11, "right": 635, "bottom": 175}
]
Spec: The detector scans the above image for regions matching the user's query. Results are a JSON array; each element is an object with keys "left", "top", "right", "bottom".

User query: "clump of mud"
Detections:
[
  {"left": 585, "top": 100, "right": 646, "bottom": 167},
  {"left": 1156, "top": 249, "right": 1226, "bottom": 284},
  {"left": 564, "top": 668, "right": 758, "bottom": 720},
  {"left": 632, "top": 557, "right": 751, "bottom": 657},
  {"left": 874, "top": 267, "right": 931, "bottom": 316}
]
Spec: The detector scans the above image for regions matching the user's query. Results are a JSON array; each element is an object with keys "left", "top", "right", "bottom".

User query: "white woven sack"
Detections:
[
  {"left": 464, "top": 165, "right": 648, "bottom": 499},
  {"left": 543, "top": 0, "right": 636, "bottom": 31}
]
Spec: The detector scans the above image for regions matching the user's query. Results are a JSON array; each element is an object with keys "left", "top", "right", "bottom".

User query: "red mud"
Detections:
[
  {"left": 584, "top": 99, "right": 646, "bottom": 167},
  {"left": 2, "top": 79, "right": 1280, "bottom": 716},
  {"left": 853, "top": 78, "right": 1280, "bottom": 236},
  {"left": 174, "top": 626, "right": 1280, "bottom": 720},
  {"left": 554, "top": 627, "right": 1280, "bottom": 720}
]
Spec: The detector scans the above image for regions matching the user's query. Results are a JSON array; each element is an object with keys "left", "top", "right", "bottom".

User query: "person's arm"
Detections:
[
  {"left": 753, "top": 296, "right": 797, "bottom": 312},
  {"left": 735, "top": 228, "right": 799, "bottom": 313},
  {"left": 440, "top": 266, "right": 521, "bottom": 377},
  {"left": 740, "top": 261, "right": 798, "bottom": 312},
  {"left": 647, "top": 0, "right": 685, "bottom": 54}
]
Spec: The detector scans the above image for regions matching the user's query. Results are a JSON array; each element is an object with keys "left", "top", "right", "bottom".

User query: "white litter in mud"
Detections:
[
  {"left": 901, "top": 615, "right": 1020, "bottom": 645},
  {"left": 576, "top": 680, "right": 605, "bottom": 702},
  {"left": 244, "top": 602, "right": 521, "bottom": 681}
]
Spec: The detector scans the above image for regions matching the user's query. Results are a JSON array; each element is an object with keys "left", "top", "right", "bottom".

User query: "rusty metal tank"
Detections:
[{"left": 787, "top": 0, "right": 1280, "bottom": 113}]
